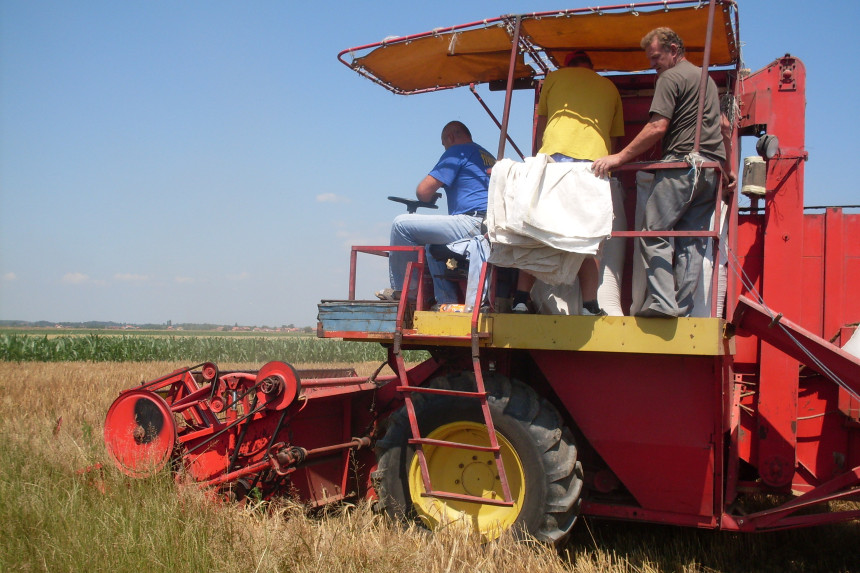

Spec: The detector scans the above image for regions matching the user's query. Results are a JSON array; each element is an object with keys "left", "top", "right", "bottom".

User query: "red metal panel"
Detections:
[
  {"left": 801, "top": 213, "right": 825, "bottom": 336},
  {"left": 839, "top": 214, "right": 860, "bottom": 324},
  {"left": 794, "top": 376, "right": 854, "bottom": 492},
  {"left": 532, "top": 351, "right": 720, "bottom": 517},
  {"left": 823, "top": 209, "right": 844, "bottom": 339},
  {"left": 733, "top": 215, "right": 764, "bottom": 366},
  {"left": 287, "top": 397, "right": 353, "bottom": 507}
]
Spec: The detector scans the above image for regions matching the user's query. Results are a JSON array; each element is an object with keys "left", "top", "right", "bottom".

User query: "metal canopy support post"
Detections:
[
  {"left": 497, "top": 15, "right": 522, "bottom": 161},
  {"left": 470, "top": 85, "right": 525, "bottom": 160},
  {"left": 693, "top": 0, "right": 717, "bottom": 153}
]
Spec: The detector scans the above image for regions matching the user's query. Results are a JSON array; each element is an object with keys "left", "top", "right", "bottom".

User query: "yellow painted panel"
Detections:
[{"left": 412, "top": 312, "right": 732, "bottom": 356}]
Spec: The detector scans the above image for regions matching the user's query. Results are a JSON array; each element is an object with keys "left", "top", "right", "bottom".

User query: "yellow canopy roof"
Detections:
[{"left": 339, "top": 1, "right": 739, "bottom": 94}]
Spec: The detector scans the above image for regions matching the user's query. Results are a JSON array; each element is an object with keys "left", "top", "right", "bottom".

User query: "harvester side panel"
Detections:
[
  {"left": 531, "top": 350, "right": 721, "bottom": 517},
  {"left": 735, "top": 205, "right": 860, "bottom": 492}
]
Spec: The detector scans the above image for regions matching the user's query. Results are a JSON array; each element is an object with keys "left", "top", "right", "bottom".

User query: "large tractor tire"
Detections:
[{"left": 375, "top": 372, "right": 583, "bottom": 544}]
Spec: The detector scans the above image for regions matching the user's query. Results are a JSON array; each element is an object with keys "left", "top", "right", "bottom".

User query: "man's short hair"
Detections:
[
  {"left": 641, "top": 27, "right": 686, "bottom": 56},
  {"left": 442, "top": 121, "right": 472, "bottom": 140},
  {"left": 564, "top": 50, "right": 593, "bottom": 68}
]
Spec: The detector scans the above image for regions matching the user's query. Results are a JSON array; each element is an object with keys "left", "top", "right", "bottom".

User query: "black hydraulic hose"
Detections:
[{"left": 265, "top": 408, "right": 291, "bottom": 454}]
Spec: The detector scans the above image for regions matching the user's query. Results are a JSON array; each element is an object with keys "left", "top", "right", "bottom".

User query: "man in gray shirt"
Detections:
[{"left": 593, "top": 27, "right": 736, "bottom": 317}]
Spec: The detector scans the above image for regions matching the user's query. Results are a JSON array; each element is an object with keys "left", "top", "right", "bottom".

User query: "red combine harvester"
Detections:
[{"left": 103, "top": 0, "right": 860, "bottom": 543}]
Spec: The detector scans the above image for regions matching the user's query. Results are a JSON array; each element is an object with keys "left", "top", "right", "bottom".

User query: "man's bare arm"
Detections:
[
  {"left": 592, "top": 114, "right": 669, "bottom": 177},
  {"left": 720, "top": 113, "right": 737, "bottom": 194},
  {"left": 416, "top": 175, "right": 444, "bottom": 203}
]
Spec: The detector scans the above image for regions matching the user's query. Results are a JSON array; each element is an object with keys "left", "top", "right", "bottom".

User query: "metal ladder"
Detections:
[{"left": 392, "top": 262, "right": 513, "bottom": 507}]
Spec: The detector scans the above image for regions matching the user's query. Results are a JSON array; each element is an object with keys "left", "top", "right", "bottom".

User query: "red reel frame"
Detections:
[
  {"left": 104, "top": 390, "right": 177, "bottom": 478},
  {"left": 255, "top": 361, "right": 301, "bottom": 411}
]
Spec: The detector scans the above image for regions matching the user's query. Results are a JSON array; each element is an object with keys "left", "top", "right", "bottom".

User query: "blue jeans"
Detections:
[
  {"left": 447, "top": 234, "right": 490, "bottom": 309},
  {"left": 389, "top": 213, "right": 483, "bottom": 304}
]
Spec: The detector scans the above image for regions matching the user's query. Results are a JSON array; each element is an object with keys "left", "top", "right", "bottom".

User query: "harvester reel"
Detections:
[{"left": 104, "top": 390, "right": 177, "bottom": 478}]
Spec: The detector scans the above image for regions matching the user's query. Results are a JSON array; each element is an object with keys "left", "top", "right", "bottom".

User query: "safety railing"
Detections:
[{"left": 347, "top": 245, "right": 430, "bottom": 311}]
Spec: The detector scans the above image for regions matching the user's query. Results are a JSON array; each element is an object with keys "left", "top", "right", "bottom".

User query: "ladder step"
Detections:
[
  {"left": 421, "top": 490, "right": 515, "bottom": 507},
  {"left": 397, "top": 386, "right": 488, "bottom": 398},
  {"left": 410, "top": 437, "right": 500, "bottom": 453}
]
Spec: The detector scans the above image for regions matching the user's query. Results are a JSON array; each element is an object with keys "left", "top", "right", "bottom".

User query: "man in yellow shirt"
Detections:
[
  {"left": 536, "top": 51, "right": 625, "bottom": 161},
  {"left": 512, "top": 51, "right": 624, "bottom": 315}
]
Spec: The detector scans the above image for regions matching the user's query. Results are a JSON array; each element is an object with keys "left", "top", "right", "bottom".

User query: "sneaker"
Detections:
[
  {"left": 375, "top": 288, "right": 400, "bottom": 302},
  {"left": 581, "top": 307, "right": 607, "bottom": 316},
  {"left": 512, "top": 302, "right": 530, "bottom": 314}
]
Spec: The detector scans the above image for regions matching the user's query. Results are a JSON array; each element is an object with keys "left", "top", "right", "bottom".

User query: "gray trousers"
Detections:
[{"left": 640, "top": 165, "right": 718, "bottom": 317}]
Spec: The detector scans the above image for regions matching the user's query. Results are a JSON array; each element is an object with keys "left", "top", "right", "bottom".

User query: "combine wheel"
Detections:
[{"left": 375, "top": 373, "right": 583, "bottom": 544}]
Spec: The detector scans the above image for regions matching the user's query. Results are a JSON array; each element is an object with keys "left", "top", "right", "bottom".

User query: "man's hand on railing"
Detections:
[{"left": 591, "top": 154, "right": 624, "bottom": 178}]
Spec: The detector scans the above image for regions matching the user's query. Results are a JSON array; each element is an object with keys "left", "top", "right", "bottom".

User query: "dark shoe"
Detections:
[
  {"left": 375, "top": 288, "right": 400, "bottom": 301},
  {"left": 636, "top": 307, "right": 677, "bottom": 318},
  {"left": 581, "top": 300, "right": 607, "bottom": 316},
  {"left": 581, "top": 307, "right": 607, "bottom": 316}
]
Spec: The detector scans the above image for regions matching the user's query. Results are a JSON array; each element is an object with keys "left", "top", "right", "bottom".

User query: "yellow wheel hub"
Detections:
[{"left": 408, "top": 421, "right": 525, "bottom": 541}]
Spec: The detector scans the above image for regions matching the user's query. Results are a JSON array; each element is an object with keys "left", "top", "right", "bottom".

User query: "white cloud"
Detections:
[
  {"left": 316, "top": 193, "right": 349, "bottom": 204},
  {"left": 174, "top": 276, "right": 194, "bottom": 284},
  {"left": 114, "top": 273, "right": 149, "bottom": 282},
  {"left": 2, "top": 272, "right": 16, "bottom": 281},
  {"left": 62, "top": 272, "right": 90, "bottom": 284},
  {"left": 226, "top": 271, "right": 249, "bottom": 281}
]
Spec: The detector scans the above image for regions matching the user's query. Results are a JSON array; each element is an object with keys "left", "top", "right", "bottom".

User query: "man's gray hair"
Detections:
[{"left": 641, "top": 27, "right": 686, "bottom": 56}]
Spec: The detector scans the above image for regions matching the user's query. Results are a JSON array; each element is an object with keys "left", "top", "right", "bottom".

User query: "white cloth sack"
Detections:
[
  {"left": 488, "top": 154, "right": 613, "bottom": 286},
  {"left": 532, "top": 177, "right": 627, "bottom": 316},
  {"left": 597, "top": 178, "right": 627, "bottom": 316}
]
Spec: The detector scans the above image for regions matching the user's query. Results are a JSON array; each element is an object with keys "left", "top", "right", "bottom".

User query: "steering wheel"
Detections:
[{"left": 388, "top": 195, "right": 441, "bottom": 214}]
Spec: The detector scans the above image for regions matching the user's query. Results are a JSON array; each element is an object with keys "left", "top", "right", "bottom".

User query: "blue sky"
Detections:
[{"left": 1, "top": 1, "right": 858, "bottom": 327}]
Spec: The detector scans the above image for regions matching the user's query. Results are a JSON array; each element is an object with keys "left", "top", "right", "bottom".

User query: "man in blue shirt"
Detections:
[{"left": 383, "top": 121, "right": 495, "bottom": 305}]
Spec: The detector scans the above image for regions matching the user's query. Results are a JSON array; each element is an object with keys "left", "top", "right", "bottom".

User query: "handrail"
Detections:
[
  {"left": 349, "top": 245, "right": 427, "bottom": 308},
  {"left": 606, "top": 155, "right": 727, "bottom": 318}
]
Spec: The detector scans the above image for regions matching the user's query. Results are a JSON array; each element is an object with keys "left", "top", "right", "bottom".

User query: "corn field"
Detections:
[{"left": 0, "top": 333, "right": 428, "bottom": 363}]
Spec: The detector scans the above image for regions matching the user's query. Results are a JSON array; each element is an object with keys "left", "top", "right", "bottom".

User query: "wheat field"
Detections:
[{"left": 0, "top": 360, "right": 857, "bottom": 573}]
